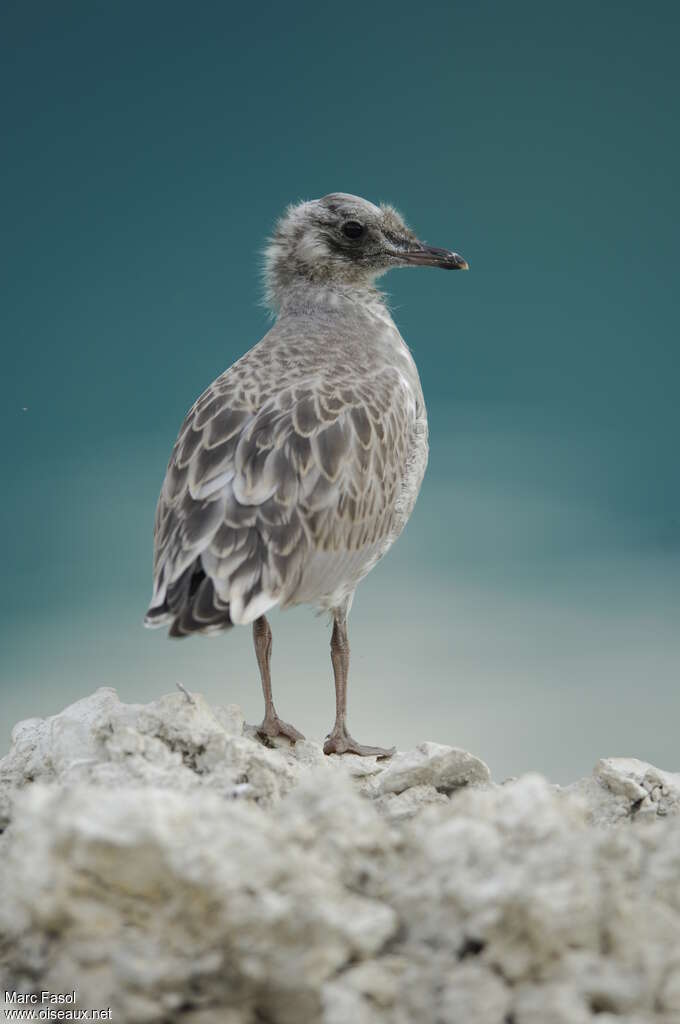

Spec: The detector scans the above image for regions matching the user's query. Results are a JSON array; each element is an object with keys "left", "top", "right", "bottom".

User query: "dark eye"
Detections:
[{"left": 342, "top": 220, "right": 364, "bottom": 239}]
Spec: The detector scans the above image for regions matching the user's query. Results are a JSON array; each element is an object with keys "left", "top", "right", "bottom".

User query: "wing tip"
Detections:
[{"left": 143, "top": 604, "right": 172, "bottom": 629}]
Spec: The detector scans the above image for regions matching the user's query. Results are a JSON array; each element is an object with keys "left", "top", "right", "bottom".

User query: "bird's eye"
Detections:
[{"left": 342, "top": 220, "right": 364, "bottom": 240}]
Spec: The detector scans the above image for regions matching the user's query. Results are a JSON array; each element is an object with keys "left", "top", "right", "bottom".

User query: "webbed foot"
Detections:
[
  {"left": 323, "top": 729, "right": 395, "bottom": 759},
  {"left": 257, "top": 715, "right": 305, "bottom": 743}
]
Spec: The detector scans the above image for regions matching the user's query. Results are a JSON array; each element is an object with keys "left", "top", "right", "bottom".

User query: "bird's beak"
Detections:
[{"left": 399, "top": 243, "right": 469, "bottom": 270}]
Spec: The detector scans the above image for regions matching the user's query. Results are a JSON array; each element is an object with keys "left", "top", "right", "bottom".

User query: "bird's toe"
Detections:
[
  {"left": 323, "top": 731, "right": 395, "bottom": 759},
  {"left": 257, "top": 715, "right": 305, "bottom": 744}
]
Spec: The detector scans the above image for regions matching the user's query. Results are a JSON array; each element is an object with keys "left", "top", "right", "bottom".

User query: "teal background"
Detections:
[{"left": 2, "top": 1, "right": 678, "bottom": 781}]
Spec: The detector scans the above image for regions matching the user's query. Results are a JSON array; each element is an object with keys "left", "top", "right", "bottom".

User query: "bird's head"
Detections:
[{"left": 263, "top": 192, "right": 467, "bottom": 309}]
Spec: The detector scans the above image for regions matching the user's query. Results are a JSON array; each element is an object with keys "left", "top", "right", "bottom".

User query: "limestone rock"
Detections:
[
  {"left": 374, "top": 740, "right": 491, "bottom": 796},
  {"left": 0, "top": 778, "right": 396, "bottom": 1022},
  {"left": 566, "top": 756, "right": 680, "bottom": 825},
  {"left": 1, "top": 687, "right": 680, "bottom": 1023}
]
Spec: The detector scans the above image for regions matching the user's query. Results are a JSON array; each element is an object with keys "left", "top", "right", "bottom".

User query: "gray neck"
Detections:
[{"left": 275, "top": 280, "right": 389, "bottom": 319}]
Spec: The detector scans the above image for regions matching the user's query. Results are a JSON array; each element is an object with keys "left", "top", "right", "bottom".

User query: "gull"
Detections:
[{"left": 145, "top": 193, "right": 467, "bottom": 756}]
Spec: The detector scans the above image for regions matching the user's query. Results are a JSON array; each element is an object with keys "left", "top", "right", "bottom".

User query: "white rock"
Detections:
[
  {"left": 374, "top": 741, "right": 490, "bottom": 795},
  {"left": 0, "top": 779, "right": 396, "bottom": 1021},
  {"left": 373, "top": 783, "right": 449, "bottom": 820},
  {"left": 567, "top": 756, "right": 680, "bottom": 825},
  {"left": 2, "top": 688, "right": 680, "bottom": 1024},
  {"left": 437, "top": 962, "right": 510, "bottom": 1024},
  {"left": 512, "top": 982, "right": 593, "bottom": 1024}
]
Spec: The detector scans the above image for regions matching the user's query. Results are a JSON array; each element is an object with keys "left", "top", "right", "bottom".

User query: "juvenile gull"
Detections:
[{"left": 145, "top": 194, "right": 468, "bottom": 756}]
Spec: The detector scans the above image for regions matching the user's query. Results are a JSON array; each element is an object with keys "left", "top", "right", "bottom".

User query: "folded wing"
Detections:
[{"left": 145, "top": 362, "right": 417, "bottom": 635}]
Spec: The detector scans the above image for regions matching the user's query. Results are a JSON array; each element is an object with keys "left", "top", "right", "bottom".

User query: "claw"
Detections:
[{"left": 257, "top": 715, "right": 305, "bottom": 744}]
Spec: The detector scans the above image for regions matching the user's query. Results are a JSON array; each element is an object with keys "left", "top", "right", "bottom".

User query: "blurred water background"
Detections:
[{"left": 2, "top": 1, "right": 678, "bottom": 781}]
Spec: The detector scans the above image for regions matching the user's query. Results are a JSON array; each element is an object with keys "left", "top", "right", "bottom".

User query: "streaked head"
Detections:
[{"left": 264, "top": 192, "right": 467, "bottom": 308}]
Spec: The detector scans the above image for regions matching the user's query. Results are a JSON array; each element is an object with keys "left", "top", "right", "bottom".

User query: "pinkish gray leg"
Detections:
[
  {"left": 323, "top": 611, "right": 395, "bottom": 758},
  {"left": 253, "top": 615, "right": 304, "bottom": 743}
]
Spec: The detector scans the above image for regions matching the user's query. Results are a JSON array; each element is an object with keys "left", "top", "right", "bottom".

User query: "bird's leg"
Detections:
[
  {"left": 253, "top": 615, "right": 304, "bottom": 743},
  {"left": 323, "top": 612, "right": 395, "bottom": 758}
]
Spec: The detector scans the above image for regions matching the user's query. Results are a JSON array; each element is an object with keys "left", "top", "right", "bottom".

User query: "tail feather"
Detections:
[{"left": 144, "top": 560, "right": 233, "bottom": 637}]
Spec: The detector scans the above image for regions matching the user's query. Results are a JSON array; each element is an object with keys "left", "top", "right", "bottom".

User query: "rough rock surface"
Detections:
[{"left": 1, "top": 687, "right": 680, "bottom": 1023}]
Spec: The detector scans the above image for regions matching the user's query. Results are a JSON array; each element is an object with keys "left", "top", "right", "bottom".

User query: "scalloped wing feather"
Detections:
[{"left": 146, "top": 342, "right": 423, "bottom": 633}]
